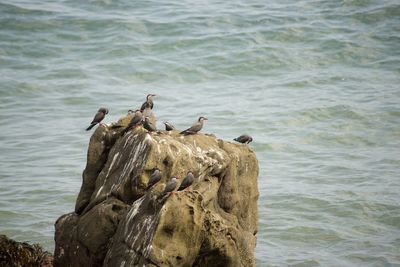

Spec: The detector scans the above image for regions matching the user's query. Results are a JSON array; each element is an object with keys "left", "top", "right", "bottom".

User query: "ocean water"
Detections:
[{"left": 1, "top": 0, "right": 399, "bottom": 266}]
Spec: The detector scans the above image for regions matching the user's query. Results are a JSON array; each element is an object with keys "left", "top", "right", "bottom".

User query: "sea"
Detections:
[{"left": 0, "top": 0, "right": 399, "bottom": 266}]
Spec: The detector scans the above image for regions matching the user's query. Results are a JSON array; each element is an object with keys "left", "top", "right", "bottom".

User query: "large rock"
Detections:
[{"left": 54, "top": 115, "right": 259, "bottom": 266}]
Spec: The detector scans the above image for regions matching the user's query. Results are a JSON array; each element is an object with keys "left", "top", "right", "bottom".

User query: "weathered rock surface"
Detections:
[
  {"left": 54, "top": 114, "right": 259, "bottom": 267},
  {"left": 0, "top": 235, "right": 53, "bottom": 267}
]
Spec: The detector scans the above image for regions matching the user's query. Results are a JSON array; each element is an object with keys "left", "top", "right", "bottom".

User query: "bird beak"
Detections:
[{"left": 204, "top": 117, "right": 208, "bottom": 120}]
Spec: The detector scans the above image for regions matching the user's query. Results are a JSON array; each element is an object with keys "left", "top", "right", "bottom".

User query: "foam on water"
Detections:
[{"left": 0, "top": 0, "right": 399, "bottom": 265}]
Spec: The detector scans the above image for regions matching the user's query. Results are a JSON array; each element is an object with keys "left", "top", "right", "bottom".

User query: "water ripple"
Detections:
[{"left": 1, "top": 0, "right": 400, "bottom": 265}]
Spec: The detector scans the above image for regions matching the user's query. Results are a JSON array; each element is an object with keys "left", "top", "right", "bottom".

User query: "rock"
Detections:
[
  {"left": 54, "top": 115, "right": 259, "bottom": 266},
  {"left": 0, "top": 235, "right": 53, "bottom": 267}
]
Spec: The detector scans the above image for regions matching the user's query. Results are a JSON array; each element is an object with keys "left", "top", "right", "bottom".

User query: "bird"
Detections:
[
  {"left": 146, "top": 168, "right": 162, "bottom": 190},
  {"left": 162, "top": 177, "right": 179, "bottom": 196},
  {"left": 127, "top": 109, "right": 134, "bottom": 115},
  {"left": 178, "top": 171, "right": 195, "bottom": 191},
  {"left": 180, "top": 117, "right": 208, "bottom": 135},
  {"left": 140, "top": 94, "right": 156, "bottom": 111},
  {"left": 123, "top": 109, "right": 143, "bottom": 134},
  {"left": 86, "top": 107, "right": 108, "bottom": 131},
  {"left": 143, "top": 116, "right": 157, "bottom": 133},
  {"left": 163, "top": 121, "right": 175, "bottom": 131},
  {"left": 141, "top": 102, "right": 153, "bottom": 118},
  {"left": 234, "top": 134, "right": 253, "bottom": 144}
]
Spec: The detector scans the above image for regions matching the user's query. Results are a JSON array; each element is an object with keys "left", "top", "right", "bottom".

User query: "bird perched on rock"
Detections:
[
  {"left": 162, "top": 177, "right": 179, "bottom": 196},
  {"left": 143, "top": 116, "right": 157, "bottom": 133},
  {"left": 163, "top": 121, "right": 175, "bottom": 131},
  {"left": 123, "top": 109, "right": 143, "bottom": 134},
  {"left": 234, "top": 134, "right": 253, "bottom": 144},
  {"left": 180, "top": 117, "right": 208, "bottom": 135},
  {"left": 178, "top": 171, "right": 195, "bottom": 191},
  {"left": 141, "top": 102, "right": 153, "bottom": 118},
  {"left": 146, "top": 168, "right": 162, "bottom": 190},
  {"left": 86, "top": 107, "right": 108, "bottom": 131},
  {"left": 140, "top": 94, "right": 156, "bottom": 111}
]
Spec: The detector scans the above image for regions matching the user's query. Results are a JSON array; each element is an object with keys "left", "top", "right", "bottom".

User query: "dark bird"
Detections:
[
  {"left": 146, "top": 168, "right": 162, "bottom": 190},
  {"left": 140, "top": 94, "right": 156, "bottom": 111},
  {"left": 86, "top": 107, "right": 108, "bottom": 131},
  {"left": 180, "top": 117, "right": 208, "bottom": 135},
  {"left": 143, "top": 116, "right": 157, "bottom": 133},
  {"left": 234, "top": 134, "right": 253, "bottom": 144},
  {"left": 163, "top": 121, "right": 175, "bottom": 131},
  {"left": 178, "top": 171, "right": 195, "bottom": 191},
  {"left": 162, "top": 177, "right": 179, "bottom": 196},
  {"left": 123, "top": 109, "right": 143, "bottom": 134},
  {"left": 127, "top": 109, "right": 134, "bottom": 115},
  {"left": 141, "top": 102, "right": 153, "bottom": 118}
]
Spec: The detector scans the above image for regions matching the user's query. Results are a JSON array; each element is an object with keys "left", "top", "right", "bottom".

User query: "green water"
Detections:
[{"left": 0, "top": 0, "right": 399, "bottom": 265}]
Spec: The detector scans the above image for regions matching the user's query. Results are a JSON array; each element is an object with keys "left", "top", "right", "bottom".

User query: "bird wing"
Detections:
[
  {"left": 145, "top": 120, "right": 157, "bottom": 131},
  {"left": 164, "top": 122, "right": 175, "bottom": 131},
  {"left": 140, "top": 100, "right": 153, "bottom": 111},
  {"left": 179, "top": 174, "right": 195, "bottom": 190},
  {"left": 127, "top": 113, "right": 142, "bottom": 128},
  {"left": 147, "top": 171, "right": 161, "bottom": 189},
  {"left": 91, "top": 111, "right": 105, "bottom": 124},
  {"left": 181, "top": 122, "right": 202, "bottom": 134},
  {"left": 164, "top": 180, "right": 177, "bottom": 194},
  {"left": 237, "top": 135, "right": 246, "bottom": 142},
  {"left": 235, "top": 135, "right": 249, "bottom": 143},
  {"left": 140, "top": 102, "right": 147, "bottom": 111},
  {"left": 179, "top": 177, "right": 189, "bottom": 190}
]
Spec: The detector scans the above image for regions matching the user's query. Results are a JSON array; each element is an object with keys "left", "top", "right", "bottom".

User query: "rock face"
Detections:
[{"left": 54, "top": 114, "right": 259, "bottom": 267}]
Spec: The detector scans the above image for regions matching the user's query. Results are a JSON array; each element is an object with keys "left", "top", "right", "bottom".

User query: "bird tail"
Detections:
[
  {"left": 233, "top": 138, "right": 238, "bottom": 141},
  {"left": 180, "top": 130, "right": 192, "bottom": 135},
  {"left": 86, "top": 123, "right": 96, "bottom": 131}
]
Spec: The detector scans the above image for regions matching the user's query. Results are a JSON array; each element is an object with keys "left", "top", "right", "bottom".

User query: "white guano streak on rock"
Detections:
[
  {"left": 156, "top": 141, "right": 161, "bottom": 154},
  {"left": 123, "top": 133, "right": 134, "bottom": 149},
  {"left": 106, "top": 152, "right": 120, "bottom": 178},
  {"left": 123, "top": 201, "right": 159, "bottom": 259},
  {"left": 127, "top": 197, "right": 144, "bottom": 224},
  {"left": 144, "top": 133, "right": 152, "bottom": 142},
  {"left": 209, "top": 148, "right": 225, "bottom": 160},
  {"left": 94, "top": 185, "right": 104, "bottom": 199},
  {"left": 181, "top": 143, "right": 194, "bottom": 156},
  {"left": 125, "top": 200, "right": 146, "bottom": 241},
  {"left": 115, "top": 137, "right": 148, "bottom": 192},
  {"left": 95, "top": 133, "right": 139, "bottom": 199},
  {"left": 142, "top": 217, "right": 157, "bottom": 257}
]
